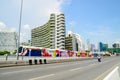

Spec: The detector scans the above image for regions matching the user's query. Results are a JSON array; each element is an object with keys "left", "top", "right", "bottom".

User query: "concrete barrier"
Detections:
[
  {"left": 43, "top": 57, "right": 94, "bottom": 64},
  {"left": 39, "top": 59, "right": 42, "bottom": 64},
  {"left": 29, "top": 60, "right": 32, "bottom": 65},
  {"left": 103, "top": 66, "right": 120, "bottom": 80},
  {"left": 0, "top": 57, "right": 95, "bottom": 67},
  {"left": 43, "top": 59, "right": 47, "bottom": 64},
  {"left": 0, "top": 60, "right": 29, "bottom": 68},
  {"left": 34, "top": 59, "right": 38, "bottom": 65}
]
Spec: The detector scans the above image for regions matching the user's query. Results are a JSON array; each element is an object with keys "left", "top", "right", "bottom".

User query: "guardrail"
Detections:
[
  {"left": 0, "top": 56, "right": 94, "bottom": 67},
  {"left": 103, "top": 66, "right": 120, "bottom": 80},
  {"left": 0, "top": 55, "right": 47, "bottom": 61},
  {"left": 0, "top": 55, "right": 94, "bottom": 61},
  {"left": 0, "top": 55, "right": 24, "bottom": 61}
]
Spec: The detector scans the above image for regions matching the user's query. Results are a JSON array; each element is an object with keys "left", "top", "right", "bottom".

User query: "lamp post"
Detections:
[{"left": 17, "top": 0, "right": 23, "bottom": 60}]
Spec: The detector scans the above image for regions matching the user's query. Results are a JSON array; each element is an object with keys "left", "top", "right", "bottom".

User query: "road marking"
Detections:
[
  {"left": 69, "top": 67, "right": 82, "bottom": 71},
  {"left": 94, "top": 62, "right": 120, "bottom": 80},
  {"left": 29, "top": 74, "right": 55, "bottom": 80},
  {"left": 69, "top": 60, "right": 112, "bottom": 72},
  {"left": 103, "top": 66, "right": 119, "bottom": 80},
  {"left": 69, "top": 63, "right": 97, "bottom": 72}
]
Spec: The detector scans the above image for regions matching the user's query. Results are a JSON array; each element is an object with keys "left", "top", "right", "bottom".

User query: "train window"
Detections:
[
  {"left": 30, "top": 49, "right": 42, "bottom": 56},
  {"left": 18, "top": 47, "right": 23, "bottom": 53}
]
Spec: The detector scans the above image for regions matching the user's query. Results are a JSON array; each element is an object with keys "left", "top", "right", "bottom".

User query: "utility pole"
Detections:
[{"left": 17, "top": 0, "right": 23, "bottom": 60}]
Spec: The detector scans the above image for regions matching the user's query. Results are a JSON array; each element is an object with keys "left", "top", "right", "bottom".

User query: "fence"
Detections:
[{"left": 103, "top": 66, "right": 120, "bottom": 80}]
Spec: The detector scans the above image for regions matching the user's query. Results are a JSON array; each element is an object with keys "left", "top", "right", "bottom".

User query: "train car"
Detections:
[
  {"left": 76, "top": 51, "right": 80, "bottom": 57},
  {"left": 42, "top": 48, "right": 52, "bottom": 57},
  {"left": 18, "top": 46, "right": 91, "bottom": 58},
  {"left": 80, "top": 52, "right": 87, "bottom": 57},
  {"left": 59, "top": 50, "right": 68, "bottom": 57},
  {"left": 18, "top": 46, "right": 43, "bottom": 56},
  {"left": 42, "top": 48, "right": 61, "bottom": 57},
  {"left": 67, "top": 50, "right": 75, "bottom": 57}
]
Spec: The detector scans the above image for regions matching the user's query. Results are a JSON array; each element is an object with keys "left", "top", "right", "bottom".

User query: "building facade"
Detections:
[
  {"left": 113, "top": 42, "right": 120, "bottom": 48},
  {"left": 65, "top": 34, "right": 73, "bottom": 50},
  {"left": 0, "top": 31, "right": 18, "bottom": 52},
  {"left": 31, "top": 13, "right": 65, "bottom": 50},
  {"left": 90, "top": 44, "right": 95, "bottom": 52},
  {"left": 99, "top": 42, "right": 108, "bottom": 52},
  {"left": 65, "top": 31, "right": 83, "bottom": 51}
]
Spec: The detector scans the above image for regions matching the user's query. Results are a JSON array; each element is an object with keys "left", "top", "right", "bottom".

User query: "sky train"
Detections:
[{"left": 18, "top": 46, "right": 89, "bottom": 57}]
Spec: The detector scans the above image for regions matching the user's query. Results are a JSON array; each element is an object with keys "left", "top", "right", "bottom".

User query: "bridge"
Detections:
[{"left": 0, "top": 56, "right": 120, "bottom": 80}]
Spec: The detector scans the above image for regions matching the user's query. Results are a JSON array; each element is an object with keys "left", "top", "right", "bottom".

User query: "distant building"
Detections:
[
  {"left": 86, "top": 39, "right": 90, "bottom": 50},
  {"left": 65, "top": 34, "right": 73, "bottom": 50},
  {"left": 113, "top": 42, "right": 120, "bottom": 48},
  {"left": 99, "top": 42, "right": 103, "bottom": 52},
  {"left": 102, "top": 44, "right": 108, "bottom": 51},
  {"left": 31, "top": 13, "right": 65, "bottom": 50},
  {"left": 0, "top": 31, "right": 18, "bottom": 52},
  {"left": 90, "top": 44, "right": 95, "bottom": 52},
  {"left": 99, "top": 42, "right": 108, "bottom": 52},
  {"left": 65, "top": 31, "right": 83, "bottom": 51}
]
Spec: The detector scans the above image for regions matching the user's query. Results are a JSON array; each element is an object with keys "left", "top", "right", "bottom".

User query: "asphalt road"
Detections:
[{"left": 0, "top": 56, "right": 120, "bottom": 80}]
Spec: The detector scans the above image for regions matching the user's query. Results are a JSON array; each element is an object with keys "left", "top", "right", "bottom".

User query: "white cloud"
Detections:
[
  {"left": 20, "top": 24, "right": 31, "bottom": 42},
  {"left": 0, "top": 21, "right": 16, "bottom": 32},
  {"left": 20, "top": 33, "right": 27, "bottom": 42},
  {"left": 10, "top": 27, "right": 16, "bottom": 32},
  {"left": 10, "top": 0, "right": 72, "bottom": 42},
  {"left": 0, "top": 21, "right": 6, "bottom": 28},
  {"left": 12, "top": 0, "right": 71, "bottom": 27},
  {"left": 23, "top": 24, "right": 30, "bottom": 30}
]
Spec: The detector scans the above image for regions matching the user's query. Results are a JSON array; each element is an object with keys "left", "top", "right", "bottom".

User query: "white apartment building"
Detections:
[
  {"left": 65, "top": 31, "right": 83, "bottom": 51},
  {"left": 0, "top": 31, "right": 18, "bottom": 52},
  {"left": 31, "top": 13, "right": 65, "bottom": 50}
]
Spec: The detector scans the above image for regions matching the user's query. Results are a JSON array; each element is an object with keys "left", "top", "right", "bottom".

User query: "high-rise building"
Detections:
[
  {"left": 65, "top": 31, "right": 83, "bottom": 51},
  {"left": 0, "top": 31, "right": 18, "bottom": 52},
  {"left": 31, "top": 13, "right": 65, "bottom": 50}
]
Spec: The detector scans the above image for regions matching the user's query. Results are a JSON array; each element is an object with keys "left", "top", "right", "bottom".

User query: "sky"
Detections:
[{"left": 0, "top": 0, "right": 120, "bottom": 48}]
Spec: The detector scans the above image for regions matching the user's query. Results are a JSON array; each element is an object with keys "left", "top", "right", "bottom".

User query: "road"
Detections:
[{"left": 0, "top": 56, "right": 120, "bottom": 80}]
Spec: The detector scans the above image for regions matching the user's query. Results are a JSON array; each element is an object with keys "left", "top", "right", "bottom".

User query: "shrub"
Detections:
[{"left": 0, "top": 51, "right": 10, "bottom": 55}]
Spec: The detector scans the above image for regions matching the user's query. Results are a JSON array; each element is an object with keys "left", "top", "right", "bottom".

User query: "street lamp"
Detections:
[{"left": 17, "top": 0, "right": 23, "bottom": 60}]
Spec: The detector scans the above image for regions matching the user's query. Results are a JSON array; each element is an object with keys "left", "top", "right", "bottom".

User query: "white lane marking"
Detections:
[
  {"left": 1, "top": 58, "right": 114, "bottom": 75},
  {"left": 94, "top": 62, "right": 120, "bottom": 80},
  {"left": 103, "top": 66, "right": 119, "bottom": 80},
  {"left": 1, "top": 65, "right": 67, "bottom": 75},
  {"left": 69, "top": 67, "right": 82, "bottom": 71},
  {"left": 69, "top": 63, "right": 98, "bottom": 72},
  {"left": 29, "top": 74, "right": 55, "bottom": 80}
]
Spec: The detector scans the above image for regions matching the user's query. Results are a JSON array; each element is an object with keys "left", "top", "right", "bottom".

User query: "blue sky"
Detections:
[{"left": 0, "top": 0, "right": 120, "bottom": 47}]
